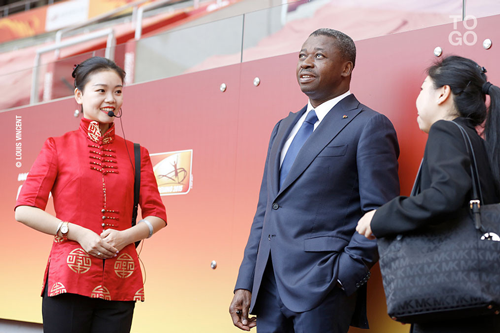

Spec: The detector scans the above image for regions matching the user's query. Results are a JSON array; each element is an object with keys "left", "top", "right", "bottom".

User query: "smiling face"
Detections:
[
  {"left": 75, "top": 70, "right": 123, "bottom": 133},
  {"left": 296, "top": 35, "right": 353, "bottom": 108}
]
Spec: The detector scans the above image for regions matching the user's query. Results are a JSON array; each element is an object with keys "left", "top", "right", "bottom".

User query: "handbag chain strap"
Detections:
[{"left": 451, "top": 121, "right": 486, "bottom": 232}]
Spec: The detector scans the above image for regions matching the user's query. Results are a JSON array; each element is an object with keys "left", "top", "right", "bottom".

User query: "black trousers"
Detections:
[{"left": 42, "top": 281, "right": 135, "bottom": 333}]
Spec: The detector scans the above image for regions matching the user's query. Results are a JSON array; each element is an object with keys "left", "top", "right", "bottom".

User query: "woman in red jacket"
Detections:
[{"left": 15, "top": 57, "right": 167, "bottom": 333}]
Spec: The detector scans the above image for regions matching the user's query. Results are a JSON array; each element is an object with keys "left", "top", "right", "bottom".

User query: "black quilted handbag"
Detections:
[{"left": 377, "top": 123, "right": 500, "bottom": 323}]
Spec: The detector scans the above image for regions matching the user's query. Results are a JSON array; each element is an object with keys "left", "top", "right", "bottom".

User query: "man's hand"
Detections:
[
  {"left": 229, "top": 289, "right": 256, "bottom": 331},
  {"left": 356, "top": 210, "right": 376, "bottom": 239}
]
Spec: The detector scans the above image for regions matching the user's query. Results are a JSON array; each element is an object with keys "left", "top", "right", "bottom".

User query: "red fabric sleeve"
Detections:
[
  {"left": 15, "top": 138, "right": 58, "bottom": 210},
  {"left": 139, "top": 146, "right": 167, "bottom": 224}
]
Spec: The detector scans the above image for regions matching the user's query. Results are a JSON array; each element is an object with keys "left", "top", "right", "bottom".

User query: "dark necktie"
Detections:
[{"left": 279, "top": 110, "right": 318, "bottom": 189}]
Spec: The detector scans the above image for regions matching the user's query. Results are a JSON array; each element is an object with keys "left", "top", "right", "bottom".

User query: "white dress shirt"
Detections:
[{"left": 280, "top": 91, "right": 352, "bottom": 167}]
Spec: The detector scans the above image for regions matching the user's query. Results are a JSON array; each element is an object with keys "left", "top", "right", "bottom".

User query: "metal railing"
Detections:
[
  {"left": 135, "top": 0, "right": 177, "bottom": 40},
  {"left": 54, "top": 0, "right": 149, "bottom": 58},
  {"left": 1, "top": 0, "right": 477, "bottom": 109},
  {"left": 134, "top": 0, "right": 221, "bottom": 40},
  {"left": 31, "top": 28, "right": 116, "bottom": 104},
  {"left": 33, "top": 0, "right": 200, "bottom": 105}
]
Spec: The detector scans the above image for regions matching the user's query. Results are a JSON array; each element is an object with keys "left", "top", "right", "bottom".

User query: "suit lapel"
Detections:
[
  {"left": 269, "top": 106, "right": 307, "bottom": 197},
  {"left": 278, "top": 94, "right": 362, "bottom": 195}
]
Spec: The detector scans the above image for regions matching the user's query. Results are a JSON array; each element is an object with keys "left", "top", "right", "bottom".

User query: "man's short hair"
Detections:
[{"left": 309, "top": 28, "right": 356, "bottom": 68}]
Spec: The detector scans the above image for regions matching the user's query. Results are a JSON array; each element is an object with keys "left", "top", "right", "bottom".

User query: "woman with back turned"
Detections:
[
  {"left": 356, "top": 55, "right": 500, "bottom": 332},
  {"left": 15, "top": 56, "right": 167, "bottom": 333}
]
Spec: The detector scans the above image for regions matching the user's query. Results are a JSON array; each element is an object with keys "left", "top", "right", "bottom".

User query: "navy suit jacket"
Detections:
[{"left": 235, "top": 94, "right": 400, "bottom": 328}]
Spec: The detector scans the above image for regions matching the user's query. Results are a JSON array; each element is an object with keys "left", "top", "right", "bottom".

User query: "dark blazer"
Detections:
[
  {"left": 372, "top": 117, "right": 499, "bottom": 238},
  {"left": 235, "top": 94, "right": 400, "bottom": 328},
  {"left": 372, "top": 117, "right": 500, "bottom": 333}
]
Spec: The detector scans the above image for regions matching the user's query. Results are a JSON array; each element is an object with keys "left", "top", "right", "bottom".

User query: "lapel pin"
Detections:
[{"left": 343, "top": 115, "right": 348, "bottom": 119}]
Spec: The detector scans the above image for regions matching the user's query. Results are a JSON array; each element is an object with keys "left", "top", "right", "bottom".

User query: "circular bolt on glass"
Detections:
[
  {"left": 211, "top": 260, "right": 217, "bottom": 269},
  {"left": 433, "top": 47, "right": 443, "bottom": 57},
  {"left": 253, "top": 77, "right": 261, "bottom": 86},
  {"left": 483, "top": 39, "right": 492, "bottom": 50},
  {"left": 220, "top": 83, "right": 227, "bottom": 92}
]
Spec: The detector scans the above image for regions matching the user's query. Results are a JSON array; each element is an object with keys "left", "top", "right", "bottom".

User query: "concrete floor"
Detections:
[{"left": 0, "top": 319, "right": 42, "bottom": 333}]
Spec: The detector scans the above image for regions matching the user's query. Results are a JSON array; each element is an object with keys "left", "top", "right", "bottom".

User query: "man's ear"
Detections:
[{"left": 341, "top": 61, "right": 354, "bottom": 77}]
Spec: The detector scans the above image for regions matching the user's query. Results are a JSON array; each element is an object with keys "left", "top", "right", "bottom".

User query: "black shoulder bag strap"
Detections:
[
  {"left": 132, "top": 143, "right": 141, "bottom": 248},
  {"left": 451, "top": 121, "right": 486, "bottom": 232},
  {"left": 410, "top": 159, "right": 424, "bottom": 196}
]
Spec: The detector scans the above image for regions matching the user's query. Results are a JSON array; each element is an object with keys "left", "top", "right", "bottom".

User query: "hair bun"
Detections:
[
  {"left": 482, "top": 81, "right": 493, "bottom": 95},
  {"left": 71, "top": 64, "right": 80, "bottom": 78}
]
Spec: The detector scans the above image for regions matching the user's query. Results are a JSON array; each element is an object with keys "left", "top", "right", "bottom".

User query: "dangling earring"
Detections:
[{"left": 74, "top": 106, "right": 83, "bottom": 118}]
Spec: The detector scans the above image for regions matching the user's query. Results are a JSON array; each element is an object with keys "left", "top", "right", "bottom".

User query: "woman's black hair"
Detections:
[
  {"left": 428, "top": 55, "right": 500, "bottom": 188},
  {"left": 72, "top": 56, "right": 125, "bottom": 92}
]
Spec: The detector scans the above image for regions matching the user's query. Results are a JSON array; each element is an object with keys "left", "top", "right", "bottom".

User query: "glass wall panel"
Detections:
[
  {"left": 466, "top": 0, "right": 500, "bottom": 19},
  {"left": 5, "top": 0, "right": 500, "bottom": 112},
  {"left": 241, "top": 0, "right": 464, "bottom": 62},
  {"left": 0, "top": 45, "right": 129, "bottom": 111},
  {"left": 134, "top": 15, "right": 244, "bottom": 83},
  {"left": 0, "top": 66, "right": 34, "bottom": 111}
]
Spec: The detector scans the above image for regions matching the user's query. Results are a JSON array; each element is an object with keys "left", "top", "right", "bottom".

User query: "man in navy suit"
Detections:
[{"left": 229, "top": 28, "right": 400, "bottom": 332}]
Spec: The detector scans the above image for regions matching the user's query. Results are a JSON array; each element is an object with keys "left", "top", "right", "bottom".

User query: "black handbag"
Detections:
[{"left": 377, "top": 122, "right": 500, "bottom": 324}]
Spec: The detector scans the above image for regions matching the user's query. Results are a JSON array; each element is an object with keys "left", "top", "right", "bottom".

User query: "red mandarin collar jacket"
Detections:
[{"left": 16, "top": 118, "right": 167, "bottom": 301}]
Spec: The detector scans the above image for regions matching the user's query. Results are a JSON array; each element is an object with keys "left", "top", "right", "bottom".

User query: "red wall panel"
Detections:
[{"left": 1, "top": 14, "right": 499, "bottom": 332}]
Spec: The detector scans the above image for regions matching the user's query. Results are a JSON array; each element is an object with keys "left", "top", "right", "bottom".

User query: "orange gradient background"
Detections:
[{"left": 1, "top": 16, "right": 499, "bottom": 332}]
